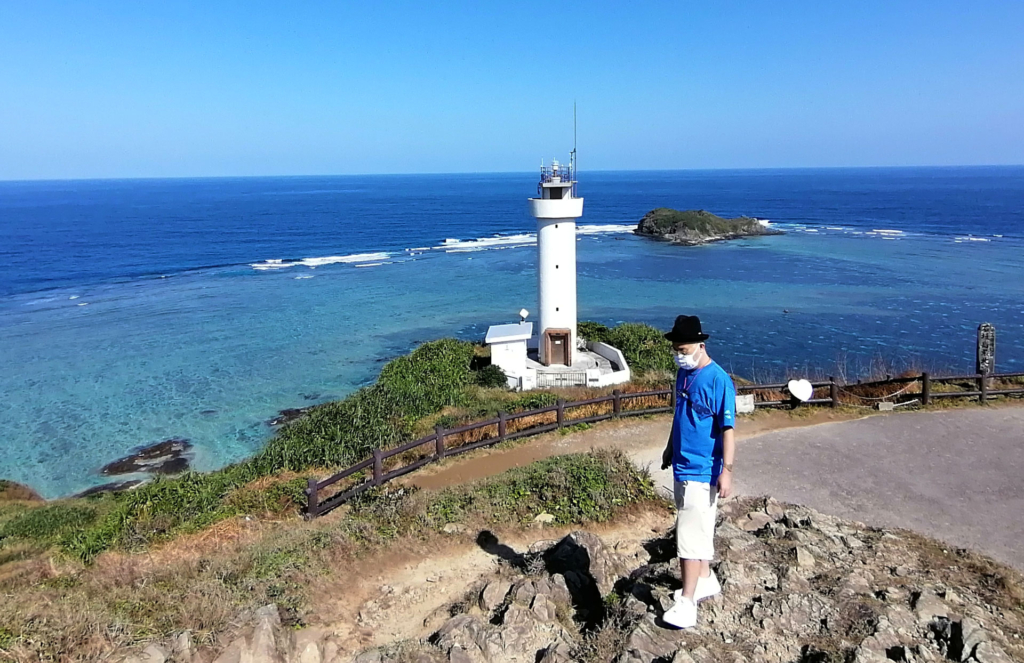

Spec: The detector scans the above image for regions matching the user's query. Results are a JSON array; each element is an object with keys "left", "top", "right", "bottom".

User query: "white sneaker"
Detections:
[
  {"left": 662, "top": 596, "right": 697, "bottom": 629},
  {"left": 673, "top": 570, "right": 722, "bottom": 604}
]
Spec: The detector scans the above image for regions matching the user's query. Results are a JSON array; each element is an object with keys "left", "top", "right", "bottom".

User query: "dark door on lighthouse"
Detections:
[{"left": 546, "top": 330, "right": 571, "bottom": 366}]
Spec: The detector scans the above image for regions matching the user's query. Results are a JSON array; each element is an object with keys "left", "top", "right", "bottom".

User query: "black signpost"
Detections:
[{"left": 977, "top": 323, "right": 995, "bottom": 397}]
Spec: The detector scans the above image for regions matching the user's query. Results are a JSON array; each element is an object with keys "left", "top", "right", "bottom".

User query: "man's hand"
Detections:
[
  {"left": 717, "top": 471, "right": 733, "bottom": 499},
  {"left": 661, "top": 444, "right": 672, "bottom": 470}
]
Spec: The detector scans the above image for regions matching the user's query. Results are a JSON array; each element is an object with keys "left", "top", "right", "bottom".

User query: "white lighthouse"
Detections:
[
  {"left": 483, "top": 135, "right": 631, "bottom": 391},
  {"left": 528, "top": 157, "right": 583, "bottom": 366}
]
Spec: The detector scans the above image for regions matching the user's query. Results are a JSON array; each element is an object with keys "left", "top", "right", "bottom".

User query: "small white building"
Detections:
[{"left": 485, "top": 322, "right": 536, "bottom": 390}]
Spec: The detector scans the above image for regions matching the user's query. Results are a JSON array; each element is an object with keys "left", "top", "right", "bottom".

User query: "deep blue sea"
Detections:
[{"left": 2, "top": 167, "right": 1023, "bottom": 498}]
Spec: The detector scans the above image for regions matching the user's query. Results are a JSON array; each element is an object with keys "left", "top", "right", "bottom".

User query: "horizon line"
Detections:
[{"left": 2, "top": 163, "right": 1023, "bottom": 185}]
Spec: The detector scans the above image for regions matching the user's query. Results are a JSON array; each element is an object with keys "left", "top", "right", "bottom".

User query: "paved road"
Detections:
[{"left": 633, "top": 406, "right": 1024, "bottom": 570}]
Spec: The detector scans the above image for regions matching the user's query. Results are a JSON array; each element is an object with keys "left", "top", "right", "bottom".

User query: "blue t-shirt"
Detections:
[{"left": 670, "top": 360, "right": 736, "bottom": 484}]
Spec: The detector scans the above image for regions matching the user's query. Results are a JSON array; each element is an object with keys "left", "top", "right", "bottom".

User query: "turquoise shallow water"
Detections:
[{"left": 1, "top": 168, "right": 1022, "bottom": 497}]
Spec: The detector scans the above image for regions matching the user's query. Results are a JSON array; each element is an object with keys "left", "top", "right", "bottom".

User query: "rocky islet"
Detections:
[{"left": 634, "top": 208, "right": 782, "bottom": 246}]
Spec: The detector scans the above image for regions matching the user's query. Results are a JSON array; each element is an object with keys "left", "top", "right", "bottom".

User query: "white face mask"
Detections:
[{"left": 674, "top": 347, "right": 702, "bottom": 370}]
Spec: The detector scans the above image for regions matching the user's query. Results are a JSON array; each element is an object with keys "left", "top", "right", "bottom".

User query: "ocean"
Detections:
[{"left": 1, "top": 167, "right": 1022, "bottom": 498}]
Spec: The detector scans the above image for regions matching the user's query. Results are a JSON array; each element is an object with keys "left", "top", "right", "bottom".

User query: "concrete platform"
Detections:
[{"left": 525, "top": 348, "right": 615, "bottom": 374}]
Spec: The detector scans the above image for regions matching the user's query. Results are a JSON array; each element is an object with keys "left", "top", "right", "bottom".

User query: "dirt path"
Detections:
[{"left": 408, "top": 408, "right": 865, "bottom": 491}]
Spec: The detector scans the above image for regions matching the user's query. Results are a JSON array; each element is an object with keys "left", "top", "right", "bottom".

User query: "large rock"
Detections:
[
  {"left": 99, "top": 438, "right": 193, "bottom": 476},
  {"left": 479, "top": 580, "right": 512, "bottom": 612},
  {"left": 544, "top": 531, "right": 631, "bottom": 597},
  {"left": 0, "top": 479, "right": 43, "bottom": 502},
  {"left": 206, "top": 604, "right": 340, "bottom": 663},
  {"left": 433, "top": 610, "right": 571, "bottom": 663}
]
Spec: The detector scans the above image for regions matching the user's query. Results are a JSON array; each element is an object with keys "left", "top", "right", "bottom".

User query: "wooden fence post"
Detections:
[
  {"left": 556, "top": 399, "right": 565, "bottom": 428},
  {"left": 498, "top": 411, "right": 507, "bottom": 441},
  {"left": 435, "top": 425, "right": 446, "bottom": 460},
  {"left": 372, "top": 449, "right": 383, "bottom": 485},
  {"left": 921, "top": 372, "right": 930, "bottom": 406},
  {"left": 979, "top": 374, "right": 988, "bottom": 403},
  {"left": 669, "top": 386, "right": 676, "bottom": 410},
  {"left": 612, "top": 390, "right": 621, "bottom": 417},
  {"left": 829, "top": 377, "right": 838, "bottom": 409},
  {"left": 305, "top": 477, "right": 319, "bottom": 519}
]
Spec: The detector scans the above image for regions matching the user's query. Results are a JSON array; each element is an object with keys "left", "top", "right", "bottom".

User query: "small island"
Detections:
[{"left": 634, "top": 207, "right": 781, "bottom": 245}]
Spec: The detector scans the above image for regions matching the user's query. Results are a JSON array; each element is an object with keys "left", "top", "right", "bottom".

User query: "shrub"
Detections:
[
  {"left": 507, "top": 392, "right": 559, "bottom": 412},
  {"left": 577, "top": 321, "right": 612, "bottom": 344},
  {"left": 250, "top": 338, "right": 475, "bottom": 474},
  {"left": 434, "top": 414, "right": 461, "bottom": 430},
  {"left": 426, "top": 450, "right": 655, "bottom": 527},
  {"left": 474, "top": 364, "right": 509, "bottom": 388},
  {"left": 0, "top": 504, "right": 97, "bottom": 544},
  {"left": 606, "top": 323, "right": 675, "bottom": 376}
]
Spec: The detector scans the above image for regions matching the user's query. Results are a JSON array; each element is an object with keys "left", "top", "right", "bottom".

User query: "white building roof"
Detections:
[{"left": 485, "top": 322, "right": 533, "bottom": 344}]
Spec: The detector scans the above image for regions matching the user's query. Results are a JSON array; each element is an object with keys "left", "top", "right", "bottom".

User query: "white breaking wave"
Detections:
[
  {"left": 869, "top": 229, "right": 904, "bottom": 235},
  {"left": 576, "top": 223, "right": 637, "bottom": 235},
  {"left": 249, "top": 224, "right": 638, "bottom": 271},
  {"left": 250, "top": 252, "right": 391, "bottom": 270},
  {"left": 441, "top": 234, "right": 536, "bottom": 252}
]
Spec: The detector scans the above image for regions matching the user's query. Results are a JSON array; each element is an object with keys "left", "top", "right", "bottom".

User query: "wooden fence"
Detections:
[{"left": 305, "top": 371, "right": 1024, "bottom": 518}]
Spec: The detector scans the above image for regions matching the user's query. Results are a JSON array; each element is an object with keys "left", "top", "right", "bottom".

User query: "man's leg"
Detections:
[
  {"left": 679, "top": 558, "right": 702, "bottom": 600},
  {"left": 700, "top": 559, "right": 711, "bottom": 579}
]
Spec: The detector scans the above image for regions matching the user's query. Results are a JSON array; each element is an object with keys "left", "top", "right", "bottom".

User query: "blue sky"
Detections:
[{"left": 1, "top": 1, "right": 1022, "bottom": 179}]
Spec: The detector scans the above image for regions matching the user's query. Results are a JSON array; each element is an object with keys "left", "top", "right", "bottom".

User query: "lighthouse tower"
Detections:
[{"left": 528, "top": 156, "right": 584, "bottom": 366}]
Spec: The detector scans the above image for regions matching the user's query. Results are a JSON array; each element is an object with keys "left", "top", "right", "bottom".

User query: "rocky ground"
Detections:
[{"left": 117, "top": 497, "right": 1023, "bottom": 663}]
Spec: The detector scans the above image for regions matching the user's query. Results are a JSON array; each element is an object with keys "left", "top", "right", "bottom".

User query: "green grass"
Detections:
[
  {"left": 424, "top": 450, "right": 655, "bottom": 529},
  {"left": 0, "top": 504, "right": 97, "bottom": 546},
  {"left": 250, "top": 338, "right": 476, "bottom": 474}
]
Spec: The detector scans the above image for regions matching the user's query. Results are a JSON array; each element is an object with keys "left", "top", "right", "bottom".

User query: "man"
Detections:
[{"left": 660, "top": 315, "right": 736, "bottom": 629}]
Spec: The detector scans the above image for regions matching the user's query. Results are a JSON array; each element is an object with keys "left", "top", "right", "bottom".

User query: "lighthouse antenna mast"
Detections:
[{"left": 571, "top": 102, "right": 577, "bottom": 197}]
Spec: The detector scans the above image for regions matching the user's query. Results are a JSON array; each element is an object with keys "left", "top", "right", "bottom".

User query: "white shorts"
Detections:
[{"left": 674, "top": 480, "right": 717, "bottom": 560}]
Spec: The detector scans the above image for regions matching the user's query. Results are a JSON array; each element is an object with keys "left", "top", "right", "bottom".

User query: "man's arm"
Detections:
[
  {"left": 661, "top": 419, "right": 676, "bottom": 470},
  {"left": 717, "top": 374, "right": 737, "bottom": 498},
  {"left": 718, "top": 427, "right": 735, "bottom": 498}
]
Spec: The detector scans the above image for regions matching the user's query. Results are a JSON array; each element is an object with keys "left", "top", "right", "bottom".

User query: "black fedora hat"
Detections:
[{"left": 664, "top": 315, "right": 710, "bottom": 344}]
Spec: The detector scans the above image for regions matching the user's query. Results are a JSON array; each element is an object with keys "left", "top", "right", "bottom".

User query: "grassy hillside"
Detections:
[
  {"left": 0, "top": 324, "right": 675, "bottom": 564},
  {"left": 0, "top": 450, "right": 657, "bottom": 660}
]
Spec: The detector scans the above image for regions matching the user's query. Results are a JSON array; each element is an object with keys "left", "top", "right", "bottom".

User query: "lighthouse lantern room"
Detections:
[{"left": 528, "top": 157, "right": 584, "bottom": 366}]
